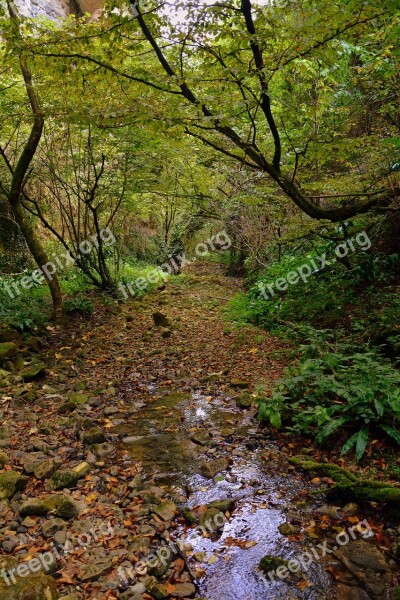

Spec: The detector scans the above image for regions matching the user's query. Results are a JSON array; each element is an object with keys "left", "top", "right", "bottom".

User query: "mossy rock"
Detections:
[
  {"left": 57, "top": 401, "right": 77, "bottom": 414},
  {"left": 68, "top": 392, "right": 88, "bottom": 405},
  {"left": 0, "top": 342, "right": 18, "bottom": 362},
  {"left": 207, "top": 499, "right": 235, "bottom": 513},
  {"left": 259, "top": 554, "right": 289, "bottom": 575},
  {"left": 0, "top": 471, "right": 28, "bottom": 500},
  {"left": 199, "top": 507, "right": 224, "bottom": 529},
  {"left": 236, "top": 393, "right": 252, "bottom": 409},
  {"left": 0, "top": 572, "right": 57, "bottom": 599},
  {"left": 289, "top": 456, "right": 400, "bottom": 504},
  {"left": 20, "top": 494, "right": 80, "bottom": 519},
  {"left": 83, "top": 427, "right": 106, "bottom": 445},
  {"left": 0, "top": 450, "right": 10, "bottom": 466},
  {"left": 278, "top": 522, "right": 300, "bottom": 536},
  {"left": 230, "top": 379, "right": 250, "bottom": 389},
  {"left": 0, "top": 326, "right": 22, "bottom": 345},
  {"left": 49, "top": 470, "right": 80, "bottom": 491},
  {"left": 181, "top": 506, "right": 197, "bottom": 525},
  {"left": 20, "top": 363, "right": 46, "bottom": 382}
]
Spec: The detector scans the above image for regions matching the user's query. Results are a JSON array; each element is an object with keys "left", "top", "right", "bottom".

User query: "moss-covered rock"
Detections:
[
  {"left": 0, "top": 450, "right": 10, "bottom": 466},
  {"left": 20, "top": 363, "right": 46, "bottom": 382},
  {"left": 289, "top": 456, "right": 400, "bottom": 504},
  {"left": 83, "top": 427, "right": 105, "bottom": 445},
  {"left": 0, "top": 342, "right": 18, "bottom": 362},
  {"left": 0, "top": 471, "right": 27, "bottom": 500},
  {"left": 0, "top": 572, "right": 57, "bottom": 599},
  {"left": 207, "top": 499, "right": 235, "bottom": 513},
  {"left": 48, "top": 470, "right": 79, "bottom": 491},
  {"left": 259, "top": 554, "right": 289, "bottom": 575},
  {"left": 278, "top": 522, "right": 300, "bottom": 536},
  {"left": 68, "top": 392, "right": 88, "bottom": 405},
  {"left": 0, "top": 326, "right": 22, "bottom": 345},
  {"left": 20, "top": 494, "right": 80, "bottom": 519},
  {"left": 236, "top": 393, "right": 252, "bottom": 409}
]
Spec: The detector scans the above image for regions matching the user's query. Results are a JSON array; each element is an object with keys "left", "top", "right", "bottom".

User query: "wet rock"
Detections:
[
  {"left": 199, "top": 507, "right": 225, "bottom": 530},
  {"left": 207, "top": 499, "right": 235, "bottom": 513},
  {"left": 278, "top": 522, "right": 300, "bottom": 536},
  {"left": 0, "top": 572, "right": 57, "bottom": 599},
  {"left": 83, "top": 427, "right": 106, "bottom": 445},
  {"left": 171, "top": 582, "right": 196, "bottom": 597},
  {"left": 20, "top": 494, "right": 80, "bottom": 519},
  {"left": 152, "top": 312, "right": 171, "bottom": 328},
  {"left": 153, "top": 501, "right": 177, "bottom": 521},
  {"left": 199, "top": 458, "right": 230, "bottom": 479},
  {"left": 259, "top": 554, "right": 289, "bottom": 575},
  {"left": 190, "top": 430, "right": 211, "bottom": 446},
  {"left": 181, "top": 507, "right": 197, "bottom": 525},
  {"left": 0, "top": 342, "right": 18, "bottom": 362},
  {"left": 0, "top": 471, "right": 28, "bottom": 500},
  {"left": 236, "top": 393, "right": 252, "bottom": 409}
]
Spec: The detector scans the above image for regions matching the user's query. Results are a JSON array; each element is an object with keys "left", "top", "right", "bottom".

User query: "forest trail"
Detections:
[{"left": 0, "top": 262, "right": 396, "bottom": 600}]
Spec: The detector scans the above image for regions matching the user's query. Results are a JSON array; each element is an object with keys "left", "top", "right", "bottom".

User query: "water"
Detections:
[{"left": 114, "top": 388, "right": 334, "bottom": 600}]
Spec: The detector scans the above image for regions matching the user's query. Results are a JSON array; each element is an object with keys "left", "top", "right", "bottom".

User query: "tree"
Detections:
[{"left": 0, "top": 1, "right": 63, "bottom": 320}]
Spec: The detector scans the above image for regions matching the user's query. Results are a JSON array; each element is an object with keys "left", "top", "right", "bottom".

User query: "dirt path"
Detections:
[{"left": 0, "top": 262, "right": 397, "bottom": 600}]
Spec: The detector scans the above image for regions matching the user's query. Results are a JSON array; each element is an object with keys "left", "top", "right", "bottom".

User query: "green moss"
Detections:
[
  {"left": 259, "top": 555, "right": 289, "bottom": 574},
  {"left": 0, "top": 572, "right": 57, "bottom": 599},
  {"left": 0, "top": 471, "right": 27, "bottom": 500},
  {"left": 290, "top": 456, "right": 400, "bottom": 504}
]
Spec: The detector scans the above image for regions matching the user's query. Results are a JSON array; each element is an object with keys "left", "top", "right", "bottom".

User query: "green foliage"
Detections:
[
  {"left": 257, "top": 330, "right": 400, "bottom": 460},
  {"left": 63, "top": 298, "right": 94, "bottom": 316}
]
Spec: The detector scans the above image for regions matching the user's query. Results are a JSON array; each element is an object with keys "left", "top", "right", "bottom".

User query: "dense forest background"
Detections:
[{"left": 0, "top": 0, "right": 399, "bottom": 461}]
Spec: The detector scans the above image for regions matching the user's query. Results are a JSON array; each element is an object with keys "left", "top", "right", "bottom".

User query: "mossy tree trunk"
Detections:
[{"left": 4, "top": 2, "right": 63, "bottom": 322}]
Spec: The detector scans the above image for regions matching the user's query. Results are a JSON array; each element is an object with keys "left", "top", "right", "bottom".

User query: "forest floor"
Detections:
[{"left": 0, "top": 261, "right": 399, "bottom": 600}]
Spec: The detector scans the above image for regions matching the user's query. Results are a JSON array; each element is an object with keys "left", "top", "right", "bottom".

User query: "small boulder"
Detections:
[
  {"left": 20, "top": 494, "right": 80, "bottom": 519},
  {"left": 236, "top": 393, "right": 252, "bottom": 409},
  {"left": 0, "top": 572, "right": 57, "bottom": 599},
  {"left": 230, "top": 379, "right": 250, "bottom": 389},
  {"left": 20, "top": 363, "right": 46, "bottom": 382},
  {"left": 33, "top": 459, "right": 57, "bottom": 480},
  {"left": 0, "top": 471, "right": 27, "bottom": 500},
  {"left": 0, "top": 342, "right": 18, "bottom": 362},
  {"left": 278, "top": 522, "right": 300, "bottom": 536},
  {"left": 68, "top": 392, "right": 88, "bottom": 405},
  {"left": 152, "top": 312, "right": 171, "bottom": 328},
  {"left": 83, "top": 427, "right": 106, "bottom": 445}
]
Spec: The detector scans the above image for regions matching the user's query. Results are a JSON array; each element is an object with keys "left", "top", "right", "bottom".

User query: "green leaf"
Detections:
[
  {"left": 269, "top": 410, "right": 281, "bottom": 429},
  {"left": 355, "top": 428, "right": 369, "bottom": 461},
  {"left": 341, "top": 431, "right": 359, "bottom": 456},
  {"left": 380, "top": 424, "right": 400, "bottom": 445}
]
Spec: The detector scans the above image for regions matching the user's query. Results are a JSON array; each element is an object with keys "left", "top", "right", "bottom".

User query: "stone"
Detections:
[
  {"left": 190, "top": 430, "right": 211, "bottom": 446},
  {"left": 57, "top": 402, "right": 77, "bottom": 414},
  {"left": 147, "top": 544, "right": 174, "bottom": 577},
  {"left": 103, "top": 406, "right": 119, "bottom": 416},
  {"left": 68, "top": 392, "right": 88, "bottom": 405},
  {"left": 199, "top": 507, "right": 225, "bottom": 530},
  {"left": 49, "top": 467, "right": 85, "bottom": 490},
  {"left": 161, "top": 329, "right": 172, "bottom": 338},
  {"left": 230, "top": 379, "right": 250, "bottom": 389},
  {"left": 152, "top": 312, "right": 171, "bottom": 328},
  {"left": 0, "top": 342, "right": 18, "bottom": 362},
  {"left": 199, "top": 458, "right": 230, "bottom": 479},
  {"left": 0, "top": 572, "right": 57, "bottom": 599},
  {"left": 2, "top": 535, "right": 18, "bottom": 553},
  {"left": 0, "top": 326, "right": 22, "bottom": 345},
  {"left": 20, "top": 363, "right": 46, "bottom": 382},
  {"left": 207, "top": 499, "right": 235, "bottom": 513},
  {"left": 0, "top": 449, "right": 9, "bottom": 465},
  {"left": 20, "top": 494, "right": 80, "bottom": 519},
  {"left": 145, "top": 579, "right": 169, "bottom": 600},
  {"left": 78, "top": 560, "right": 113, "bottom": 581},
  {"left": 42, "top": 518, "right": 67, "bottom": 538},
  {"left": 92, "top": 443, "right": 114, "bottom": 458},
  {"left": 153, "top": 501, "right": 177, "bottom": 522},
  {"left": 236, "top": 393, "right": 252, "bottom": 409},
  {"left": 278, "top": 522, "right": 300, "bottom": 536},
  {"left": 0, "top": 471, "right": 27, "bottom": 500},
  {"left": 171, "top": 582, "right": 196, "bottom": 598},
  {"left": 33, "top": 459, "right": 57, "bottom": 480},
  {"left": 83, "top": 427, "right": 106, "bottom": 445}
]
